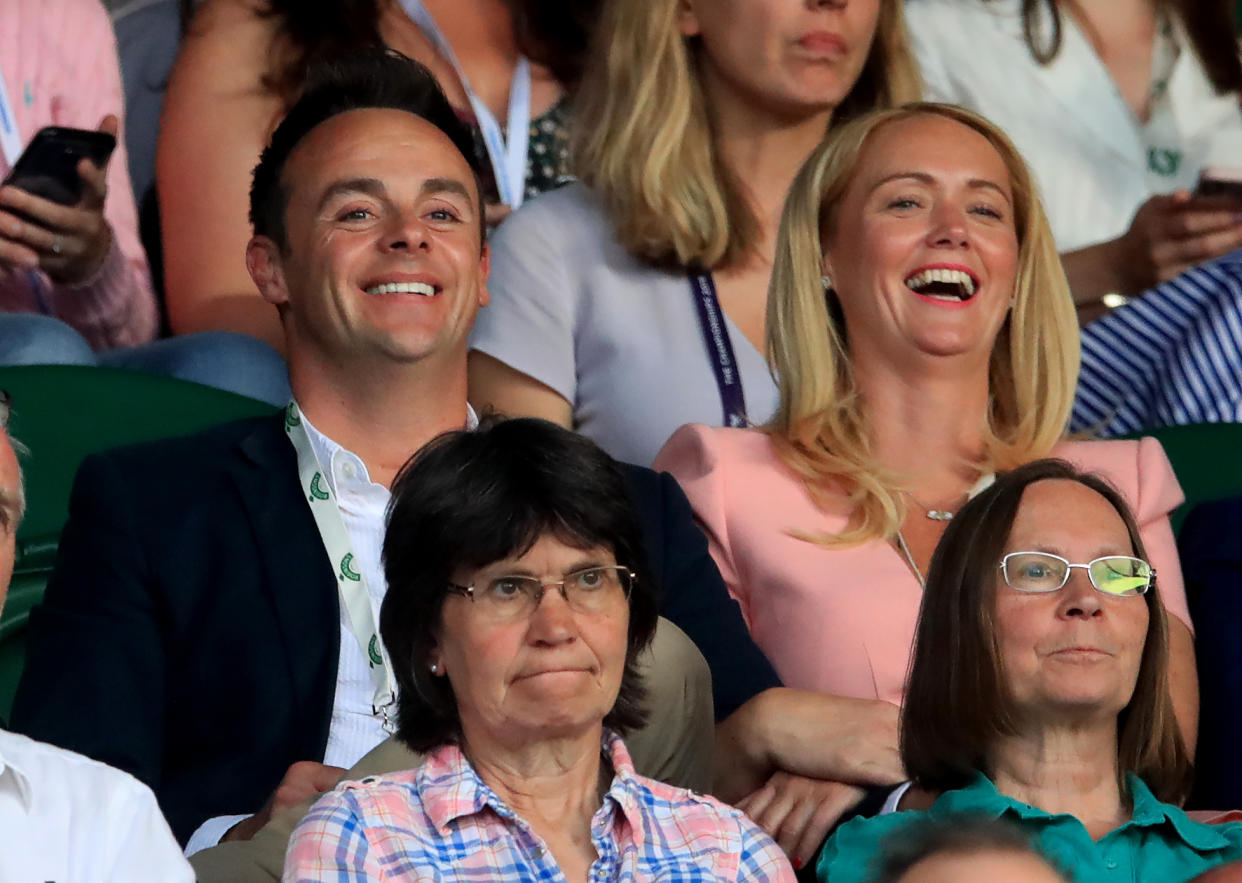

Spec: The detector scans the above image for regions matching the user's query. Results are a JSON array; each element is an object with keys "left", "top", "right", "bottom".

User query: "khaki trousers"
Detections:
[{"left": 190, "top": 617, "right": 713, "bottom": 882}]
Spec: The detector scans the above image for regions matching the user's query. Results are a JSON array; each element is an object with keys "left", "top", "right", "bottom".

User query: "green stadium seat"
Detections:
[
  {"left": 0, "top": 365, "right": 275, "bottom": 722},
  {"left": 1119, "top": 422, "right": 1242, "bottom": 536}
]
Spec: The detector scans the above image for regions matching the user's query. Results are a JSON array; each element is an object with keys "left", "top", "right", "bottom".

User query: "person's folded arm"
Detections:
[
  {"left": 713, "top": 687, "right": 904, "bottom": 804},
  {"left": 716, "top": 689, "right": 903, "bottom": 869}
]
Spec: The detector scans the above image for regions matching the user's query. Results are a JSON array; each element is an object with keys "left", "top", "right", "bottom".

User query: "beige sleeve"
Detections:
[
  {"left": 189, "top": 738, "right": 423, "bottom": 883},
  {"left": 625, "top": 617, "right": 715, "bottom": 794}
]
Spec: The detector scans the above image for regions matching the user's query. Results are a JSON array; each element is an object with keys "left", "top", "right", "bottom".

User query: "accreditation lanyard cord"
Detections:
[
  {"left": 688, "top": 271, "right": 749, "bottom": 428},
  {"left": 0, "top": 62, "right": 20, "bottom": 168},
  {"left": 399, "top": 0, "right": 531, "bottom": 209},
  {"left": 284, "top": 402, "right": 398, "bottom": 733}
]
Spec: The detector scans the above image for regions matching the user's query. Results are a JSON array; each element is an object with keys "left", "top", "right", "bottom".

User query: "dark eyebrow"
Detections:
[
  {"left": 315, "top": 177, "right": 387, "bottom": 214},
  {"left": 871, "top": 171, "right": 1012, "bottom": 204},
  {"left": 420, "top": 176, "right": 474, "bottom": 205}
]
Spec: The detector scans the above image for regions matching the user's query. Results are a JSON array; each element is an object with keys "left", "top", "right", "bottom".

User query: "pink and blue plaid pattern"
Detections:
[{"left": 284, "top": 731, "right": 794, "bottom": 881}]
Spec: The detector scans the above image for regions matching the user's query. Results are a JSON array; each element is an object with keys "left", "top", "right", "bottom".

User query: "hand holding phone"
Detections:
[
  {"left": 0, "top": 117, "right": 119, "bottom": 285},
  {"left": 1116, "top": 185, "right": 1242, "bottom": 293}
]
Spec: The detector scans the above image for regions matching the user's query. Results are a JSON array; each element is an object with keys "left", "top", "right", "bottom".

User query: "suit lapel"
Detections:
[{"left": 228, "top": 415, "right": 339, "bottom": 759}]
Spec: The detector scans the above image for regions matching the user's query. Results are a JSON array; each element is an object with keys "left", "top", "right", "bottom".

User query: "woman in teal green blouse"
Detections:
[{"left": 819, "top": 458, "right": 1242, "bottom": 883}]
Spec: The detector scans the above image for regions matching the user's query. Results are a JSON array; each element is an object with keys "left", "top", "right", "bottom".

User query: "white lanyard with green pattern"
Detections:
[{"left": 283, "top": 401, "right": 398, "bottom": 733}]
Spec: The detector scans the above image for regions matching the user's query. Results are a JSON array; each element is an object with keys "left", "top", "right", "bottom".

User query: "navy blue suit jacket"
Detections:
[{"left": 10, "top": 414, "right": 777, "bottom": 844}]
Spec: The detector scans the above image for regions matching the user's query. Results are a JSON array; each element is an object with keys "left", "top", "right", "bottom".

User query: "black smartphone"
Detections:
[
  {"left": 2, "top": 126, "right": 116, "bottom": 206},
  {"left": 1195, "top": 167, "right": 1242, "bottom": 203}
]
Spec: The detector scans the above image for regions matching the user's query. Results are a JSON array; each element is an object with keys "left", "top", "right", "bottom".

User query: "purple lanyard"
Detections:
[{"left": 688, "top": 271, "right": 749, "bottom": 428}]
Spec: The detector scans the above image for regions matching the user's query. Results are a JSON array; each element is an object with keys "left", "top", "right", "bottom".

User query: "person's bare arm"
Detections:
[
  {"left": 157, "top": 0, "right": 286, "bottom": 352},
  {"left": 714, "top": 688, "right": 903, "bottom": 868},
  {"left": 1168, "top": 615, "right": 1199, "bottom": 758},
  {"left": 467, "top": 350, "right": 573, "bottom": 426},
  {"left": 737, "top": 773, "right": 865, "bottom": 871},
  {"left": 713, "top": 687, "right": 904, "bottom": 803}
]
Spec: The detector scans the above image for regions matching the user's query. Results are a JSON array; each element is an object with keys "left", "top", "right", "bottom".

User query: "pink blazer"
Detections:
[{"left": 654, "top": 425, "right": 1191, "bottom": 705}]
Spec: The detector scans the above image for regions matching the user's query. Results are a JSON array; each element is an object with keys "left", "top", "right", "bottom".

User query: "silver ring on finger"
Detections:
[{"left": 51, "top": 237, "right": 62, "bottom": 256}]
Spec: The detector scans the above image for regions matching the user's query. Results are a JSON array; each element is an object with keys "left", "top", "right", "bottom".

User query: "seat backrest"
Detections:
[
  {"left": 1124, "top": 423, "right": 1242, "bottom": 536},
  {"left": 0, "top": 366, "right": 275, "bottom": 721}
]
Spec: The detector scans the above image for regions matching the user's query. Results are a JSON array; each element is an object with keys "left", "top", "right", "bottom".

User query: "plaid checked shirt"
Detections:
[{"left": 284, "top": 730, "right": 795, "bottom": 882}]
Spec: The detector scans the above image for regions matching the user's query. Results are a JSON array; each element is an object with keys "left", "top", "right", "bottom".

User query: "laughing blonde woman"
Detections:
[{"left": 655, "top": 103, "right": 1198, "bottom": 769}]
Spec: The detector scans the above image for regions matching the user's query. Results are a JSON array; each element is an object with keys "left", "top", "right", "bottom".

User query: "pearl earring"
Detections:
[
  {"left": 821, "top": 275, "right": 833, "bottom": 291},
  {"left": 429, "top": 662, "right": 439, "bottom": 674}
]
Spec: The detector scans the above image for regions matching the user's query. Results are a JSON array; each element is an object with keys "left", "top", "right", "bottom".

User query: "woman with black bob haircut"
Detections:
[
  {"left": 380, "top": 414, "right": 659, "bottom": 750},
  {"left": 818, "top": 459, "right": 1242, "bottom": 883},
  {"left": 284, "top": 416, "right": 794, "bottom": 881}
]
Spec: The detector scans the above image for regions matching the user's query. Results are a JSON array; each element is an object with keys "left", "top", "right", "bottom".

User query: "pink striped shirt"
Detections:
[
  {"left": 1, "top": 0, "right": 157, "bottom": 349},
  {"left": 284, "top": 731, "right": 796, "bottom": 882}
]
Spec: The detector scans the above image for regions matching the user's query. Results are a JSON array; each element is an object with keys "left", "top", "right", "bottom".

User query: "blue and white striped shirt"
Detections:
[{"left": 1074, "top": 249, "right": 1242, "bottom": 436}]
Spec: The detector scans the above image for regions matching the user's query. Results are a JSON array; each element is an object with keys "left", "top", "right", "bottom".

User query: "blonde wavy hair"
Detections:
[
  {"left": 766, "top": 103, "right": 1080, "bottom": 547},
  {"left": 571, "top": 0, "right": 922, "bottom": 271}
]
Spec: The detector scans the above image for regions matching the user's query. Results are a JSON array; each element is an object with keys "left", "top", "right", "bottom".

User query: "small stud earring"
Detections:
[
  {"left": 821, "top": 275, "right": 833, "bottom": 291},
  {"left": 429, "top": 662, "right": 439, "bottom": 674}
]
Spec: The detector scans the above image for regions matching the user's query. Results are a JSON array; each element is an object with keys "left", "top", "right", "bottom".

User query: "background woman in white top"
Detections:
[
  {"left": 905, "top": 0, "right": 1242, "bottom": 315},
  {"left": 468, "top": 0, "right": 921, "bottom": 466},
  {"left": 907, "top": 0, "right": 1242, "bottom": 436}
]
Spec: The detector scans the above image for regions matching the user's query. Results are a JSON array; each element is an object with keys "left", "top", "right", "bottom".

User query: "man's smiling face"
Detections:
[{"left": 260, "top": 107, "right": 489, "bottom": 370}]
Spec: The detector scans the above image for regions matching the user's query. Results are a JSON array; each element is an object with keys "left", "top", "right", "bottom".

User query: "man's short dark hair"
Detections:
[
  {"left": 248, "top": 48, "right": 481, "bottom": 250},
  {"left": 379, "top": 417, "right": 661, "bottom": 753}
]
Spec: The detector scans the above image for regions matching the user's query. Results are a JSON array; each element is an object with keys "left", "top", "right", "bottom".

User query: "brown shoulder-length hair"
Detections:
[
  {"left": 997, "top": 0, "right": 1242, "bottom": 94},
  {"left": 901, "top": 458, "right": 1192, "bottom": 805}
]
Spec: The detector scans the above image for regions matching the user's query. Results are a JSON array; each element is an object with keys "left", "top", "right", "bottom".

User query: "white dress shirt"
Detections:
[
  {"left": 0, "top": 728, "right": 194, "bottom": 882},
  {"left": 186, "top": 406, "right": 478, "bottom": 855}
]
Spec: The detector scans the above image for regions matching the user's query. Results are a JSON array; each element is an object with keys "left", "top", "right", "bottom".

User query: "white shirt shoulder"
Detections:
[{"left": 0, "top": 728, "right": 193, "bottom": 883}]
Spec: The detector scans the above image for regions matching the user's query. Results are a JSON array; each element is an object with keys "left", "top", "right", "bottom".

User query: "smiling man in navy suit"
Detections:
[{"left": 9, "top": 50, "right": 779, "bottom": 864}]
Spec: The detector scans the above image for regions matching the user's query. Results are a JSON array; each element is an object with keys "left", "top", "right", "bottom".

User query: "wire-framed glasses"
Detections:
[
  {"left": 999, "top": 552, "right": 1154, "bottom": 597},
  {"left": 447, "top": 565, "right": 634, "bottom": 622}
]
